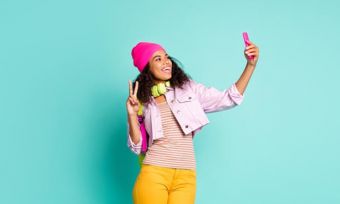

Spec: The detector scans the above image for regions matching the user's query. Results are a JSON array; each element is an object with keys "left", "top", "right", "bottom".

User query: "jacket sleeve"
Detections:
[
  {"left": 189, "top": 79, "right": 244, "bottom": 113},
  {"left": 126, "top": 121, "right": 142, "bottom": 155}
]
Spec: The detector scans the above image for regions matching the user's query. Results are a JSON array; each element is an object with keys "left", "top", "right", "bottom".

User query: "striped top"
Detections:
[{"left": 143, "top": 101, "right": 196, "bottom": 170}]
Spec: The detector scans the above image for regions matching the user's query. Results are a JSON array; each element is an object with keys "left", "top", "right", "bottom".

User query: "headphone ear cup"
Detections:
[
  {"left": 151, "top": 85, "right": 160, "bottom": 97},
  {"left": 151, "top": 81, "right": 170, "bottom": 97},
  {"left": 157, "top": 83, "right": 166, "bottom": 95}
]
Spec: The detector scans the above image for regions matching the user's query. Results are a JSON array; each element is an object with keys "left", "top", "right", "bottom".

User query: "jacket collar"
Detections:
[{"left": 148, "top": 84, "right": 188, "bottom": 106}]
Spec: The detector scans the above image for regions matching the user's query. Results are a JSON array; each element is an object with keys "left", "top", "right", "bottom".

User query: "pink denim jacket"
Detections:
[{"left": 127, "top": 79, "right": 244, "bottom": 155}]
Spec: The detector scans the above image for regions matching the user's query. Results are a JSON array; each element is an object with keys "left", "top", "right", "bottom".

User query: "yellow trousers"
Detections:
[{"left": 133, "top": 164, "right": 196, "bottom": 204}]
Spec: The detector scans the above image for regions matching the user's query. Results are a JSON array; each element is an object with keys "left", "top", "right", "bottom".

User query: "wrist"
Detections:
[
  {"left": 128, "top": 113, "right": 138, "bottom": 119},
  {"left": 246, "top": 62, "right": 256, "bottom": 69}
]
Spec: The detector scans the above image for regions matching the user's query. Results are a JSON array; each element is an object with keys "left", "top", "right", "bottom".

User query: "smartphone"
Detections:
[{"left": 242, "top": 32, "right": 254, "bottom": 60}]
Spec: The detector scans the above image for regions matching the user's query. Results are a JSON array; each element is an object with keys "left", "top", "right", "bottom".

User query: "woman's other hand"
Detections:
[{"left": 126, "top": 80, "right": 140, "bottom": 116}]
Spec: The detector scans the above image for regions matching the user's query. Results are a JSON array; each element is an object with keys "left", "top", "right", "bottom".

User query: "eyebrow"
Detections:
[{"left": 152, "top": 54, "right": 169, "bottom": 60}]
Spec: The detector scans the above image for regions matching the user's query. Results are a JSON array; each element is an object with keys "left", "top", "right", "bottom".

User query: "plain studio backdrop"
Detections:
[{"left": 0, "top": 0, "right": 339, "bottom": 203}]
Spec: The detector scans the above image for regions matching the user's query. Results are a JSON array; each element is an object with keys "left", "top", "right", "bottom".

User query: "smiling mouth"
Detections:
[{"left": 161, "top": 67, "right": 171, "bottom": 73}]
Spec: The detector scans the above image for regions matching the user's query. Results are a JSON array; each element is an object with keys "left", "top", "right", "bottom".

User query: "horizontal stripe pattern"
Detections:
[{"left": 143, "top": 101, "right": 196, "bottom": 169}]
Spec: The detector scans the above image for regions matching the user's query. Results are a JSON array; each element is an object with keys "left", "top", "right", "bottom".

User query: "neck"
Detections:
[{"left": 153, "top": 80, "right": 166, "bottom": 84}]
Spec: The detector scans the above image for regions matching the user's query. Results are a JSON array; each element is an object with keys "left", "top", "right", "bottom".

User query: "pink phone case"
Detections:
[{"left": 242, "top": 32, "right": 254, "bottom": 60}]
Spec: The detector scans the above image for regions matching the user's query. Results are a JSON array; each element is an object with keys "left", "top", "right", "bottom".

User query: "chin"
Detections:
[
  {"left": 165, "top": 75, "right": 172, "bottom": 80},
  {"left": 158, "top": 75, "right": 172, "bottom": 81}
]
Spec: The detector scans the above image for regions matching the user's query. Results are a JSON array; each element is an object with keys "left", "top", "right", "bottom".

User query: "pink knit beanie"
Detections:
[{"left": 131, "top": 42, "right": 165, "bottom": 72}]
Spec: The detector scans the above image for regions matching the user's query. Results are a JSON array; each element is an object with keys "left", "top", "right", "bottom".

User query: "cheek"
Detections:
[
  {"left": 154, "top": 63, "right": 163, "bottom": 71},
  {"left": 150, "top": 63, "right": 162, "bottom": 75}
]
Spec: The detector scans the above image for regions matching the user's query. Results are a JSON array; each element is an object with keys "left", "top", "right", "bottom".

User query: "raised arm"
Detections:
[
  {"left": 126, "top": 80, "right": 142, "bottom": 153},
  {"left": 235, "top": 40, "right": 259, "bottom": 95}
]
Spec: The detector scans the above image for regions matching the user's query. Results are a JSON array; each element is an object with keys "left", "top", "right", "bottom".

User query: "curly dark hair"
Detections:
[{"left": 132, "top": 56, "right": 191, "bottom": 104}]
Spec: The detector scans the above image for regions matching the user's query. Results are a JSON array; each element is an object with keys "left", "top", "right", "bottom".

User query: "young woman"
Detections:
[{"left": 126, "top": 41, "right": 259, "bottom": 204}]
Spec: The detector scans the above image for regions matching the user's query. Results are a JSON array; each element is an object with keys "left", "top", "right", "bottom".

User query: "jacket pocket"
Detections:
[
  {"left": 177, "top": 94, "right": 195, "bottom": 103},
  {"left": 175, "top": 94, "right": 209, "bottom": 131}
]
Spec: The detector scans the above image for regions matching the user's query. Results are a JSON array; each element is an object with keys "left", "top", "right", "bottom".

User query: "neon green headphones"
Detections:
[{"left": 151, "top": 81, "right": 170, "bottom": 97}]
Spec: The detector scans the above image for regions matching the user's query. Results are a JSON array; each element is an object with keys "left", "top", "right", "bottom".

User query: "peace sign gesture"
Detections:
[{"left": 126, "top": 80, "right": 140, "bottom": 116}]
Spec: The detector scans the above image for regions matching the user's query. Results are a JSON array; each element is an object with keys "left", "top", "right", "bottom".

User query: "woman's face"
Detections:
[{"left": 148, "top": 49, "right": 172, "bottom": 83}]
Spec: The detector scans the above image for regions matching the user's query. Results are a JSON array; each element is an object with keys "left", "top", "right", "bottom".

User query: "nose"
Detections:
[{"left": 163, "top": 58, "right": 170, "bottom": 66}]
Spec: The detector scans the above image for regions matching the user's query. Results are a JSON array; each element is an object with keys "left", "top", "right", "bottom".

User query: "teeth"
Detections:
[{"left": 162, "top": 67, "right": 171, "bottom": 72}]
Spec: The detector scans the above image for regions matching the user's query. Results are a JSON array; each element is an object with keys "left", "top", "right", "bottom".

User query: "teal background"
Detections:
[{"left": 1, "top": 0, "right": 339, "bottom": 203}]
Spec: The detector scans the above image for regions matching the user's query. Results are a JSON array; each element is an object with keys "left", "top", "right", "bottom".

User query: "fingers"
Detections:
[
  {"left": 128, "top": 80, "right": 133, "bottom": 96},
  {"left": 245, "top": 40, "right": 257, "bottom": 49},
  {"left": 128, "top": 97, "right": 134, "bottom": 105},
  {"left": 128, "top": 80, "right": 139, "bottom": 97},
  {"left": 245, "top": 44, "right": 259, "bottom": 56},
  {"left": 245, "top": 50, "right": 257, "bottom": 55},
  {"left": 128, "top": 96, "right": 138, "bottom": 105},
  {"left": 245, "top": 45, "right": 256, "bottom": 50},
  {"left": 245, "top": 47, "right": 257, "bottom": 52},
  {"left": 133, "top": 81, "right": 139, "bottom": 97}
]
